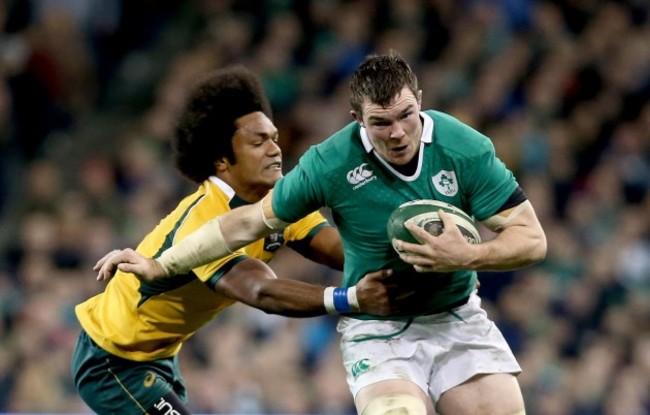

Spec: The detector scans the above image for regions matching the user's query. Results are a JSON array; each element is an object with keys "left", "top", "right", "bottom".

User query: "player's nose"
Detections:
[
  {"left": 389, "top": 123, "right": 405, "bottom": 139},
  {"left": 266, "top": 139, "right": 281, "bottom": 155}
]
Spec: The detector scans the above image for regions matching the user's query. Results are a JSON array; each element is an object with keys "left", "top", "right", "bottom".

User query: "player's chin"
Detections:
[
  {"left": 262, "top": 170, "right": 283, "bottom": 184},
  {"left": 386, "top": 151, "right": 412, "bottom": 165}
]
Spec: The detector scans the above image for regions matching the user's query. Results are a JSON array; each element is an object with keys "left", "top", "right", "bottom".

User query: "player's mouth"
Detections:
[
  {"left": 390, "top": 145, "right": 409, "bottom": 155},
  {"left": 266, "top": 161, "right": 282, "bottom": 170}
]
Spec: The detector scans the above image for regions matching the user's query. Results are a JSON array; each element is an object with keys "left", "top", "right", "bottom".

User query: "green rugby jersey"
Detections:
[{"left": 273, "top": 110, "right": 519, "bottom": 319}]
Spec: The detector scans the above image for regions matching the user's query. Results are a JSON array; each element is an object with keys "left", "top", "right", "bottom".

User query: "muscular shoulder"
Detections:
[{"left": 425, "top": 110, "right": 494, "bottom": 160}]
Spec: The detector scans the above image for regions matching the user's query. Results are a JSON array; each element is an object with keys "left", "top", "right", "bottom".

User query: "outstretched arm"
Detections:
[
  {"left": 216, "top": 258, "right": 408, "bottom": 317},
  {"left": 96, "top": 192, "right": 282, "bottom": 281},
  {"left": 93, "top": 248, "right": 412, "bottom": 317}
]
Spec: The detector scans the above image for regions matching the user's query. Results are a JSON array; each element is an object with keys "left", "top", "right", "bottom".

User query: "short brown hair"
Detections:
[{"left": 349, "top": 51, "right": 419, "bottom": 116}]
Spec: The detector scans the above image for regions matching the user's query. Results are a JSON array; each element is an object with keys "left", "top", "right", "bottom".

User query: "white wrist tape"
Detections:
[
  {"left": 260, "top": 198, "right": 289, "bottom": 230},
  {"left": 347, "top": 286, "right": 360, "bottom": 312},
  {"left": 157, "top": 217, "right": 232, "bottom": 276},
  {"left": 323, "top": 287, "right": 336, "bottom": 314}
]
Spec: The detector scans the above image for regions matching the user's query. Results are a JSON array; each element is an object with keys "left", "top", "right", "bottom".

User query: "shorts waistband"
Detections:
[
  {"left": 418, "top": 295, "right": 470, "bottom": 317},
  {"left": 411, "top": 294, "right": 474, "bottom": 324}
]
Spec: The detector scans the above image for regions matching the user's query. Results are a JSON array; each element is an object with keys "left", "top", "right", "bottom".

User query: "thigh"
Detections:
[
  {"left": 436, "top": 373, "right": 524, "bottom": 415},
  {"left": 71, "top": 331, "right": 186, "bottom": 414},
  {"left": 420, "top": 295, "right": 521, "bottom": 403},
  {"left": 338, "top": 317, "right": 431, "bottom": 398},
  {"left": 337, "top": 318, "right": 436, "bottom": 414}
]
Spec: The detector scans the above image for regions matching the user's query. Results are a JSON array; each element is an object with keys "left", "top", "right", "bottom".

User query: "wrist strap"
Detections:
[
  {"left": 323, "top": 287, "right": 336, "bottom": 314},
  {"left": 323, "top": 286, "right": 360, "bottom": 314},
  {"left": 347, "top": 286, "right": 360, "bottom": 312}
]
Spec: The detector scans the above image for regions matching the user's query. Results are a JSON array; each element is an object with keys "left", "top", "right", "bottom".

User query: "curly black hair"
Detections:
[{"left": 173, "top": 66, "right": 272, "bottom": 183}]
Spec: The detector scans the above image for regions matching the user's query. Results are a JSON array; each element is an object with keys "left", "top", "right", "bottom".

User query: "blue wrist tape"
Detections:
[{"left": 332, "top": 287, "right": 352, "bottom": 313}]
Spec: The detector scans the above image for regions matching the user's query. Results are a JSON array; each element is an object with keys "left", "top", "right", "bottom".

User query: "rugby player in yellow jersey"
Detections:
[{"left": 71, "top": 66, "right": 410, "bottom": 415}]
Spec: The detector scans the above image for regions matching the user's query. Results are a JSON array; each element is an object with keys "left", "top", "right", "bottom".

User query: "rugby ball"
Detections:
[{"left": 387, "top": 200, "right": 481, "bottom": 253}]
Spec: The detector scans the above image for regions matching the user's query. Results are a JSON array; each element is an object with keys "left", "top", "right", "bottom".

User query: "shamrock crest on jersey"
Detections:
[{"left": 432, "top": 170, "right": 458, "bottom": 196}]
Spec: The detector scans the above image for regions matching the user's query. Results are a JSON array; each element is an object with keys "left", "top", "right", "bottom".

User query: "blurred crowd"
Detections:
[{"left": 0, "top": 0, "right": 648, "bottom": 414}]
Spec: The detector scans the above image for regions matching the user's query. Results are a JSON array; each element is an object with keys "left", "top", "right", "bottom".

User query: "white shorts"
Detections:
[{"left": 337, "top": 293, "right": 521, "bottom": 404}]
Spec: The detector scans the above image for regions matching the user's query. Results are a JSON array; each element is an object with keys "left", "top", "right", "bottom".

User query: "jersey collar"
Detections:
[
  {"left": 208, "top": 176, "right": 235, "bottom": 200},
  {"left": 359, "top": 111, "right": 433, "bottom": 153},
  {"left": 208, "top": 176, "right": 254, "bottom": 208},
  {"left": 358, "top": 112, "right": 433, "bottom": 181}
]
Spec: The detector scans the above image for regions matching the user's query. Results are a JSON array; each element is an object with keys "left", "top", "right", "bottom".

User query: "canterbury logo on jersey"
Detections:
[
  {"left": 351, "top": 358, "right": 371, "bottom": 378},
  {"left": 347, "top": 163, "right": 377, "bottom": 189}
]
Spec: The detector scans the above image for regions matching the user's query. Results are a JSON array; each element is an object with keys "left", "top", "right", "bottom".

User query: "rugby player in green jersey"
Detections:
[
  {"left": 72, "top": 66, "right": 414, "bottom": 415},
  {"left": 98, "top": 52, "right": 547, "bottom": 415}
]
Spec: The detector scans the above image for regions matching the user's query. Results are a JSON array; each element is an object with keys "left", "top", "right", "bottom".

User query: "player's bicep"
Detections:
[
  {"left": 214, "top": 257, "right": 277, "bottom": 303},
  {"left": 481, "top": 200, "right": 538, "bottom": 232},
  {"left": 302, "top": 226, "right": 344, "bottom": 270}
]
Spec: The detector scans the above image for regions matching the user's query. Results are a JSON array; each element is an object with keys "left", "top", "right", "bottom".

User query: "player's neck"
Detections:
[
  {"left": 233, "top": 186, "right": 269, "bottom": 204},
  {"left": 218, "top": 177, "right": 269, "bottom": 204}
]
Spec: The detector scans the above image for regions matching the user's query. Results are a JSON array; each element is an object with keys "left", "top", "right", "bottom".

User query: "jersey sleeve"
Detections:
[
  {"left": 272, "top": 157, "right": 325, "bottom": 223},
  {"left": 462, "top": 139, "right": 519, "bottom": 221},
  {"left": 193, "top": 251, "right": 247, "bottom": 284},
  {"left": 284, "top": 210, "right": 329, "bottom": 242}
]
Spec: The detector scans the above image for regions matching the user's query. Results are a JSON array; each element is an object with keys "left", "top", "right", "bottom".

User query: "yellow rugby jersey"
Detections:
[{"left": 76, "top": 176, "right": 329, "bottom": 361}]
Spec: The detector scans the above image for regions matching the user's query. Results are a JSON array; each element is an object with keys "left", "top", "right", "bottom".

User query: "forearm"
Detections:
[
  {"left": 246, "top": 279, "right": 330, "bottom": 317},
  {"left": 254, "top": 281, "right": 361, "bottom": 317},
  {"left": 467, "top": 224, "right": 546, "bottom": 271},
  {"left": 219, "top": 259, "right": 359, "bottom": 317},
  {"left": 158, "top": 202, "right": 272, "bottom": 276}
]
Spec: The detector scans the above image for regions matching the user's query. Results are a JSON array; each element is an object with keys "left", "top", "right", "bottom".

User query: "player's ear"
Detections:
[
  {"left": 350, "top": 110, "right": 364, "bottom": 127},
  {"left": 214, "top": 158, "right": 228, "bottom": 173},
  {"left": 417, "top": 90, "right": 422, "bottom": 107}
]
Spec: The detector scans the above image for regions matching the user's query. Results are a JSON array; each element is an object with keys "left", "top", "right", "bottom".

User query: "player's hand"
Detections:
[
  {"left": 94, "top": 248, "right": 166, "bottom": 282},
  {"left": 354, "top": 269, "right": 416, "bottom": 316},
  {"left": 394, "top": 210, "right": 477, "bottom": 272}
]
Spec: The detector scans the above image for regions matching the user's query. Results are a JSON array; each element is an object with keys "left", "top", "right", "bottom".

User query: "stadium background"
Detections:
[{"left": 0, "top": 0, "right": 648, "bottom": 413}]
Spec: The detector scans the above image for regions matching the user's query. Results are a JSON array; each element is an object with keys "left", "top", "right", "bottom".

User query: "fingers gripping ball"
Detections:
[{"left": 387, "top": 200, "right": 481, "bottom": 253}]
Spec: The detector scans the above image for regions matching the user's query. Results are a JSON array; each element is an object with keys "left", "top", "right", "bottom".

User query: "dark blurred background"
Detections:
[{"left": 0, "top": 0, "right": 648, "bottom": 414}]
